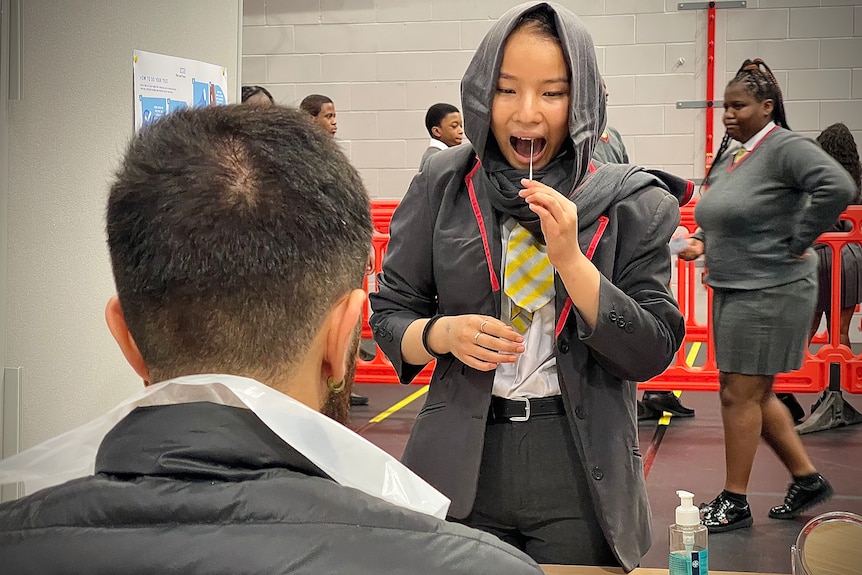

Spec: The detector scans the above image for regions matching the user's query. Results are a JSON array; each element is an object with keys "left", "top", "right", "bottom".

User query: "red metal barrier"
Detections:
[{"left": 357, "top": 200, "right": 862, "bottom": 397}]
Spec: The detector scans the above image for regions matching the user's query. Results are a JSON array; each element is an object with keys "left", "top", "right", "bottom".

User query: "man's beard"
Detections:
[{"left": 321, "top": 328, "right": 359, "bottom": 425}]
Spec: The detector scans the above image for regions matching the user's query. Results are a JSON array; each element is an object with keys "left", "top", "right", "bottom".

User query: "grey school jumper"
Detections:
[{"left": 695, "top": 127, "right": 855, "bottom": 290}]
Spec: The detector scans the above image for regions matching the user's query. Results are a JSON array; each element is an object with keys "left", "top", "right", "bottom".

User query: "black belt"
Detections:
[{"left": 488, "top": 395, "right": 565, "bottom": 423}]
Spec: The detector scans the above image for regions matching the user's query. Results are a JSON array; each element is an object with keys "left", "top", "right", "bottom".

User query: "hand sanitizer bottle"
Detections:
[{"left": 669, "top": 490, "right": 708, "bottom": 575}]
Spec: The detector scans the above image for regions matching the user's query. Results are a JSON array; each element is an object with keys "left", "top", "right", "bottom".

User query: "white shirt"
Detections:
[
  {"left": 741, "top": 120, "right": 775, "bottom": 151},
  {"left": 493, "top": 220, "right": 562, "bottom": 399},
  {"left": 0, "top": 374, "right": 450, "bottom": 518},
  {"left": 427, "top": 137, "right": 448, "bottom": 151}
]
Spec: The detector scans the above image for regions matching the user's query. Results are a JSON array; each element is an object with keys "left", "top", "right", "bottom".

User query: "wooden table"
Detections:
[{"left": 541, "top": 566, "right": 788, "bottom": 575}]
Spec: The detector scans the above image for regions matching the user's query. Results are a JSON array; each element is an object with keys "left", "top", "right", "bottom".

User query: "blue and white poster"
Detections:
[{"left": 133, "top": 50, "right": 228, "bottom": 132}]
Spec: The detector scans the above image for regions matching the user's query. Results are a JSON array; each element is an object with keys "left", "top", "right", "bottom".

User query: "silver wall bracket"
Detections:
[
  {"left": 676, "top": 100, "right": 723, "bottom": 109},
  {"left": 678, "top": 1, "right": 746, "bottom": 10}
]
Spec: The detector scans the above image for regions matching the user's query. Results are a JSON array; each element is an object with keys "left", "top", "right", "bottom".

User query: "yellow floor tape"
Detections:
[{"left": 368, "top": 341, "right": 703, "bottom": 426}]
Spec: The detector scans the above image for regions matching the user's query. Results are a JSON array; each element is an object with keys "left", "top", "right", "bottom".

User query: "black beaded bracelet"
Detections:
[{"left": 421, "top": 314, "right": 448, "bottom": 359}]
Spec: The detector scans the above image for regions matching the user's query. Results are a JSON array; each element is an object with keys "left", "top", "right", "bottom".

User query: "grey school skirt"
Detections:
[{"left": 712, "top": 275, "right": 816, "bottom": 376}]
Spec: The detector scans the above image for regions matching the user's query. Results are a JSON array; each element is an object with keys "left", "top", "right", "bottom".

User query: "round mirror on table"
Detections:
[{"left": 791, "top": 511, "right": 862, "bottom": 575}]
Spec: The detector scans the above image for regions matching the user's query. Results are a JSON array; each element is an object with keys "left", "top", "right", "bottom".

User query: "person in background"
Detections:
[
  {"left": 591, "top": 78, "right": 628, "bottom": 165},
  {"left": 419, "top": 103, "right": 464, "bottom": 171},
  {"left": 371, "top": 3, "right": 689, "bottom": 569},
  {"left": 241, "top": 85, "right": 275, "bottom": 106},
  {"left": 299, "top": 93, "right": 366, "bottom": 406},
  {"left": 679, "top": 58, "right": 853, "bottom": 533},
  {"left": 0, "top": 105, "right": 544, "bottom": 575},
  {"left": 593, "top": 76, "right": 695, "bottom": 421},
  {"left": 300, "top": 94, "right": 337, "bottom": 137},
  {"left": 787, "top": 122, "right": 862, "bottom": 421},
  {"left": 811, "top": 122, "right": 862, "bottom": 348}
]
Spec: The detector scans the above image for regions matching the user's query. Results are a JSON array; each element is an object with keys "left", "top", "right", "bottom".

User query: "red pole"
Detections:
[{"left": 705, "top": 3, "right": 717, "bottom": 175}]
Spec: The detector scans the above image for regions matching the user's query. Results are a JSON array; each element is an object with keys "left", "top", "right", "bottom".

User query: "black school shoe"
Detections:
[
  {"left": 769, "top": 475, "right": 834, "bottom": 519},
  {"left": 637, "top": 400, "right": 661, "bottom": 421},
  {"left": 350, "top": 392, "right": 369, "bottom": 406},
  {"left": 777, "top": 393, "right": 805, "bottom": 423},
  {"left": 700, "top": 492, "right": 753, "bottom": 533},
  {"left": 641, "top": 391, "right": 695, "bottom": 417}
]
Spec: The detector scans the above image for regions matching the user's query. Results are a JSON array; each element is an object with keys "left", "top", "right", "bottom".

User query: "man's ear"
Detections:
[
  {"left": 431, "top": 125, "right": 442, "bottom": 139},
  {"left": 323, "top": 289, "right": 366, "bottom": 384},
  {"left": 105, "top": 296, "right": 151, "bottom": 384}
]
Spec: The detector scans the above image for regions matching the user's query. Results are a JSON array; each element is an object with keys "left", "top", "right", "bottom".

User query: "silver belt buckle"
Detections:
[{"left": 509, "top": 397, "right": 531, "bottom": 422}]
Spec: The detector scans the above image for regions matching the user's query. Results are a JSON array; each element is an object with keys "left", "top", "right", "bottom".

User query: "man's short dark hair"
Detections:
[
  {"left": 424, "top": 103, "right": 460, "bottom": 136},
  {"left": 107, "top": 105, "right": 372, "bottom": 382},
  {"left": 300, "top": 94, "right": 333, "bottom": 117}
]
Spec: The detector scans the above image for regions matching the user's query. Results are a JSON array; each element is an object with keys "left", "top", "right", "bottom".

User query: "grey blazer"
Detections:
[{"left": 369, "top": 145, "right": 686, "bottom": 572}]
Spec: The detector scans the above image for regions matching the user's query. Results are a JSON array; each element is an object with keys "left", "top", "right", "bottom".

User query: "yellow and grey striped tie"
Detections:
[
  {"left": 504, "top": 223, "right": 555, "bottom": 333},
  {"left": 732, "top": 147, "right": 749, "bottom": 165}
]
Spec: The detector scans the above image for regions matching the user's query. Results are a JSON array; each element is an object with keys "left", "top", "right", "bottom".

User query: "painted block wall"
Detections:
[{"left": 242, "top": 1, "right": 862, "bottom": 198}]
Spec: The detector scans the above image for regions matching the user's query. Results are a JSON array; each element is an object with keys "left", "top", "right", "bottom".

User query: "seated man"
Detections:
[
  {"left": 419, "top": 102, "right": 463, "bottom": 171},
  {"left": 0, "top": 105, "right": 542, "bottom": 575}
]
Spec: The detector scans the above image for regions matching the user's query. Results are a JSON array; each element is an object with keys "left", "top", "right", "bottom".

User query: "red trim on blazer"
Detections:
[
  {"left": 465, "top": 159, "right": 500, "bottom": 292},
  {"left": 555, "top": 215, "right": 609, "bottom": 338},
  {"left": 681, "top": 179, "right": 695, "bottom": 206},
  {"left": 588, "top": 161, "right": 597, "bottom": 173},
  {"left": 727, "top": 125, "right": 778, "bottom": 173}
]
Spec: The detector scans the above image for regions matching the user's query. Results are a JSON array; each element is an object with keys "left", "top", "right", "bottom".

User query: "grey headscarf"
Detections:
[{"left": 461, "top": 2, "right": 606, "bottom": 239}]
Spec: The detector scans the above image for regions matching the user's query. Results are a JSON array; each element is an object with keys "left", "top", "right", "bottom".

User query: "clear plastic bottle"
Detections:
[{"left": 669, "top": 490, "right": 709, "bottom": 575}]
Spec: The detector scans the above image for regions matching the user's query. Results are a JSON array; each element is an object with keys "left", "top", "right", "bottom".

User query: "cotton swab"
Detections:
[{"left": 529, "top": 139, "right": 533, "bottom": 180}]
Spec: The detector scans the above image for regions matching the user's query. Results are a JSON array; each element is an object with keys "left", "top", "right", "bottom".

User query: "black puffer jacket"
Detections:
[{"left": 0, "top": 402, "right": 543, "bottom": 574}]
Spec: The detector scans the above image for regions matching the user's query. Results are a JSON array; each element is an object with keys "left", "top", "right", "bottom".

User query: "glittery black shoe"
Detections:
[
  {"left": 768, "top": 475, "right": 833, "bottom": 519},
  {"left": 700, "top": 492, "right": 753, "bottom": 533}
]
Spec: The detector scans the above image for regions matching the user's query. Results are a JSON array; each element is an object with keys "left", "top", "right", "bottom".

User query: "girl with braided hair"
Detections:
[
  {"left": 811, "top": 122, "right": 862, "bottom": 347},
  {"left": 679, "top": 59, "right": 855, "bottom": 533}
]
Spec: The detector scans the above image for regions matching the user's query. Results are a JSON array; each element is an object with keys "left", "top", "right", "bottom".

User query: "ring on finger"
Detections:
[
  {"left": 479, "top": 319, "right": 488, "bottom": 334},
  {"left": 473, "top": 331, "right": 481, "bottom": 344}
]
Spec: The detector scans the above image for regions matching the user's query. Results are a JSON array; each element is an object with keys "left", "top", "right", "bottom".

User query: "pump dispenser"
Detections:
[{"left": 669, "top": 490, "right": 708, "bottom": 575}]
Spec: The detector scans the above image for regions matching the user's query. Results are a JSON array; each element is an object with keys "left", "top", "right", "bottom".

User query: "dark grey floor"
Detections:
[{"left": 347, "top": 383, "right": 862, "bottom": 573}]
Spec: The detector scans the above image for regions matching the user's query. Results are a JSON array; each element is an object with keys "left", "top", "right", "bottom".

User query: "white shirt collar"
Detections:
[
  {"left": 427, "top": 138, "right": 448, "bottom": 151},
  {"left": 0, "top": 374, "right": 450, "bottom": 518},
  {"left": 742, "top": 120, "right": 775, "bottom": 151}
]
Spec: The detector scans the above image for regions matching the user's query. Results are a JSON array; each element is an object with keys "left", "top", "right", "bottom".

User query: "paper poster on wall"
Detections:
[{"left": 133, "top": 50, "right": 228, "bottom": 132}]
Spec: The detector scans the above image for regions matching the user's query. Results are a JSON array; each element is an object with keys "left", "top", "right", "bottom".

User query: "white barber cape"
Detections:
[{"left": 0, "top": 374, "right": 450, "bottom": 519}]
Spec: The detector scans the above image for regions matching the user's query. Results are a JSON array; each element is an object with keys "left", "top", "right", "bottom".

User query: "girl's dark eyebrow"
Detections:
[{"left": 498, "top": 72, "right": 569, "bottom": 84}]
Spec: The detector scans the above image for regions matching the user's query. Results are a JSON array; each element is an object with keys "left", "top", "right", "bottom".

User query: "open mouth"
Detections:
[{"left": 510, "top": 136, "right": 546, "bottom": 164}]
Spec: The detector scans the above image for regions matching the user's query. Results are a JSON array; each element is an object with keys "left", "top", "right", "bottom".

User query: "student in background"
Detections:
[
  {"left": 419, "top": 103, "right": 464, "bottom": 171},
  {"left": 0, "top": 105, "right": 544, "bottom": 575},
  {"left": 299, "top": 93, "right": 365, "bottom": 406},
  {"left": 591, "top": 78, "right": 628, "bottom": 165},
  {"left": 679, "top": 58, "right": 853, "bottom": 533},
  {"left": 593, "top": 77, "right": 695, "bottom": 421},
  {"left": 241, "top": 85, "right": 275, "bottom": 106},
  {"left": 811, "top": 122, "right": 862, "bottom": 348},
  {"left": 782, "top": 122, "right": 862, "bottom": 422},
  {"left": 300, "top": 94, "right": 337, "bottom": 137}
]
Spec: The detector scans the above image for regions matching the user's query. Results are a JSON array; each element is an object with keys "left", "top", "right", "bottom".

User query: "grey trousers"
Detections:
[{"left": 459, "top": 413, "right": 619, "bottom": 566}]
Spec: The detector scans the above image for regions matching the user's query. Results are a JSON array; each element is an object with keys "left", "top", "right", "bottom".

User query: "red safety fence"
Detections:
[{"left": 357, "top": 200, "right": 862, "bottom": 397}]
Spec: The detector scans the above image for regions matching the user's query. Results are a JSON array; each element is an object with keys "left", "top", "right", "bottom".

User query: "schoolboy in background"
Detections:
[{"left": 419, "top": 103, "right": 463, "bottom": 171}]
